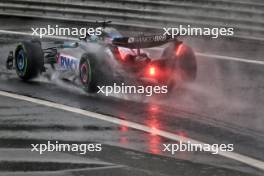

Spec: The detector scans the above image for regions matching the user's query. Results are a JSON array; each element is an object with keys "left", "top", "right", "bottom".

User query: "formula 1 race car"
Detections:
[{"left": 6, "top": 21, "right": 197, "bottom": 93}]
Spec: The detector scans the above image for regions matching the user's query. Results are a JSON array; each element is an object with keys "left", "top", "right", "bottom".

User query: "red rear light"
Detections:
[
  {"left": 145, "top": 66, "right": 162, "bottom": 78},
  {"left": 149, "top": 66, "right": 156, "bottom": 76}
]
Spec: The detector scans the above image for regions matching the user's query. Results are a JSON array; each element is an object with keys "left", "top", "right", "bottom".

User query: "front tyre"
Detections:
[{"left": 15, "top": 41, "right": 44, "bottom": 81}]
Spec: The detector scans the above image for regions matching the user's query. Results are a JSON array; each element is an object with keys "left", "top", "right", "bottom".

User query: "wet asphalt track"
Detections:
[{"left": 0, "top": 17, "right": 264, "bottom": 176}]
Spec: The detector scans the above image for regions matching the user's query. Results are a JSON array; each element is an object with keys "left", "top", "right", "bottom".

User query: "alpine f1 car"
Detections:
[{"left": 6, "top": 21, "right": 197, "bottom": 93}]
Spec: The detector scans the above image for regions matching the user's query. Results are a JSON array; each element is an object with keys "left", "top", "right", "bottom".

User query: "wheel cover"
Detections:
[
  {"left": 80, "top": 63, "right": 89, "bottom": 83},
  {"left": 16, "top": 49, "right": 25, "bottom": 71}
]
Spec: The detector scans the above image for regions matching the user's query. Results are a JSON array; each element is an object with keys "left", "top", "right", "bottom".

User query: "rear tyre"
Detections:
[
  {"left": 177, "top": 44, "right": 197, "bottom": 81},
  {"left": 14, "top": 41, "right": 44, "bottom": 81},
  {"left": 79, "top": 53, "right": 99, "bottom": 93},
  {"left": 162, "top": 43, "right": 197, "bottom": 82}
]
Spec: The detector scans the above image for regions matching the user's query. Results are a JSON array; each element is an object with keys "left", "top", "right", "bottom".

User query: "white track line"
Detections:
[
  {"left": 197, "top": 53, "right": 264, "bottom": 65},
  {"left": 0, "top": 90, "right": 263, "bottom": 171},
  {"left": 0, "top": 29, "right": 264, "bottom": 65}
]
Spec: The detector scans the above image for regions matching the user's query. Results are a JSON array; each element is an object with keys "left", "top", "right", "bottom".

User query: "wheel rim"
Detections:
[
  {"left": 80, "top": 63, "right": 89, "bottom": 83},
  {"left": 16, "top": 49, "right": 25, "bottom": 71}
]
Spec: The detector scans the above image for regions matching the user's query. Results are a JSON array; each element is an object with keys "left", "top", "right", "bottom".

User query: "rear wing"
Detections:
[{"left": 112, "top": 34, "right": 178, "bottom": 48}]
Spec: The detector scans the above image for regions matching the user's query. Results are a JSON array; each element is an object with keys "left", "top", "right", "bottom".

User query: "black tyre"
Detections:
[
  {"left": 14, "top": 41, "right": 44, "bottom": 80},
  {"left": 79, "top": 53, "right": 99, "bottom": 93},
  {"left": 176, "top": 44, "right": 197, "bottom": 81},
  {"left": 162, "top": 43, "right": 197, "bottom": 82}
]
